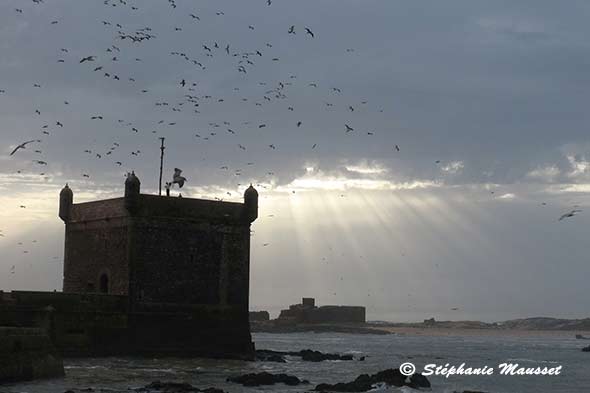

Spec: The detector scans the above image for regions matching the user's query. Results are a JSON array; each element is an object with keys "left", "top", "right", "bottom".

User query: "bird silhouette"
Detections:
[
  {"left": 559, "top": 209, "right": 582, "bottom": 221},
  {"left": 172, "top": 168, "right": 187, "bottom": 188},
  {"left": 9, "top": 140, "right": 41, "bottom": 156},
  {"left": 79, "top": 55, "right": 96, "bottom": 63}
]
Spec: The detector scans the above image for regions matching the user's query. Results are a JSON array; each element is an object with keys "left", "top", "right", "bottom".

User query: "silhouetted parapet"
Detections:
[
  {"left": 58, "top": 183, "right": 73, "bottom": 222},
  {"left": 66, "top": 194, "right": 252, "bottom": 223},
  {"left": 243, "top": 184, "right": 258, "bottom": 223},
  {"left": 124, "top": 171, "right": 141, "bottom": 213}
]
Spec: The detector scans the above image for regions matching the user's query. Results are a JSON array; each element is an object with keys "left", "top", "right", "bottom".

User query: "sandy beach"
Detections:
[{"left": 381, "top": 326, "right": 590, "bottom": 338}]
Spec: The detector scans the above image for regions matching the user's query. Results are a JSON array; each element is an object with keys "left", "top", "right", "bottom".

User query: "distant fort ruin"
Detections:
[
  {"left": 278, "top": 298, "right": 366, "bottom": 324},
  {"left": 0, "top": 173, "right": 258, "bottom": 361},
  {"left": 249, "top": 298, "right": 369, "bottom": 335}
]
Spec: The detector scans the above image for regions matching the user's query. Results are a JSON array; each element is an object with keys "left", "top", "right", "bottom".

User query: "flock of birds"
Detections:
[
  {"left": 5, "top": 0, "right": 396, "bottom": 186},
  {"left": 3, "top": 0, "right": 375, "bottom": 276},
  {"left": 1, "top": 0, "right": 585, "bottom": 289}
]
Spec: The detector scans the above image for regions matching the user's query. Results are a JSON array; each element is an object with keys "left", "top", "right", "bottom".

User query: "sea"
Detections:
[{"left": 2, "top": 331, "right": 589, "bottom": 393}]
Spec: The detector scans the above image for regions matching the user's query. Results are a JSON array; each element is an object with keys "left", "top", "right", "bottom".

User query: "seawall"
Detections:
[{"left": 0, "top": 327, "right": 65, "bottom": 384}]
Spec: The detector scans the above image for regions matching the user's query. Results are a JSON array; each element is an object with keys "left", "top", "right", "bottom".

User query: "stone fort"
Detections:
[{"left": 0, "top": 173, "right": 258, "bottom": 359}]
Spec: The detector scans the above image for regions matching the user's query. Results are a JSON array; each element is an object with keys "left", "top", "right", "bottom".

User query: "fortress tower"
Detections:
[{"left": 52, "top": 173, "right": 258, "bottom": 358}]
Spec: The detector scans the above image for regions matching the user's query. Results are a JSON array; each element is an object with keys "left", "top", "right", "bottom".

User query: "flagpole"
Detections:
[{"left": 158, "top": 137, "right": 165, "bottom": 195}]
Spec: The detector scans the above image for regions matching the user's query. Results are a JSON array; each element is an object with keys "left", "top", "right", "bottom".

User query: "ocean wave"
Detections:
[
  {"left": 64, "top": 365, "right": 108, "bottom": 370},
  {"left": 134, "top": 368, "right": 177, "bottom": 373},
  {"left": 506, "top": 358, "right": 560, "bottom": 364}
]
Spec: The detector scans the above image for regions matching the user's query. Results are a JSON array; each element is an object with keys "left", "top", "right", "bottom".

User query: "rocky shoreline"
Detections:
[
  {"left": 61, "top": 381, "right": 490, "bottom": 393},
  {"left": 251, "top": 317, "right": 590, "bottom": 336},
  {"left": 59, "top": 368, "right": 433, "bottom": 393},
  {"left": 255, "top": 348, "right": 356, "bottom": 362},
  {"left": 251, "top": 321, "right": 390, "bottom": 335}
]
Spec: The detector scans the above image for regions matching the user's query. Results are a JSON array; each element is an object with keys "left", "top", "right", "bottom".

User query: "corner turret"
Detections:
[
  {"left": 243, "top": 184, "right": 258, "bottom": 223},
  {"left": 124, "top": 171, "right": 141, "bottom": 213},
  {"left": 59, "top": 183, "right": 73, "bottom": 222}
]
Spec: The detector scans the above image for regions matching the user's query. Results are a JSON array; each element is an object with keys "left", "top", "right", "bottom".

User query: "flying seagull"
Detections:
[
  {"left": 79, "top": 55, "right": 96, "bottom": 63},
  {"left": 172, "top": 168, "right": 186, "bottom": 188},
  {"left": 559, "top": 209, "right": 582, "bottom": 221},
  {"left": 10, "top": 140, "right": 41, "bottom": 156}
]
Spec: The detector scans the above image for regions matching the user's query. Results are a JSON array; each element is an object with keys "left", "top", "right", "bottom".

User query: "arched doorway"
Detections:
[{"left": 99, "top": 273, "right": 109, "bottom": 294}]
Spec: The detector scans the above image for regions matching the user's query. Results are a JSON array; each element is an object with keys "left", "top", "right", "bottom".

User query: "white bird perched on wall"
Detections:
[{"left": 172, "top": 168, "right": 186, "bottom": 188}]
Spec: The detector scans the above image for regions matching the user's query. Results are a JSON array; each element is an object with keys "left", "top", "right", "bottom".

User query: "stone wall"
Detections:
[
  {"left": 278, "top": 301, "right": 366, "bottom": 324},
  {"left": 130, "top": 218, "right": 224, "bottom": 305},
  {"left": 0, "top": 327, "right": 64, "bottom": 384},
  {"left": 62, "top": 193, "right": 253, "bottom": 311},
  {"left": 249, "top": 311, "right": 270, "bottom": 321},
  {"left": 63, "top": 217, "right": 130, "bottom": 295},
  {"left": 128, "top": 217, "right": 251, "bottom": 310},
  {"left": 309, "top": 306, "right": 366, "bottom": 323},
  {"left": 0, "top": 291, "right": 254, "bottom": 359},
  {"left": 0, "top": 291, "right": 130, "bottom": 357}
]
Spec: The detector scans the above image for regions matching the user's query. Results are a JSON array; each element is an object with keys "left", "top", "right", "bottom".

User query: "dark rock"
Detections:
[
  {"left": 358, "top": 356, "right": 366, "bottom": 361},
  {"left": 371, "top": 369, "right": 407, "bottom": 387},
  {"left": 314, "top": 368, "right": 429, "bottom": 392},
  {"left": 138, "top": 381, "right": 225, "bottom": 393},
  {"left": 300, "top": 349, "right": 354, "bottom": 362},
  {"left": 140, "top": 381, "right": 199, "bottom": 392},
  {"left": 63, "top": 382, "right": 226, "bottom": 393},
  {"left": 255, "top": 350, "right": 287, "bottom": 362},
  {"left": 227, "top": 372, "right": 309, "bottom": 387},
  {"left": 408, "top": 373, "right": 431, "bottom": 389},
  {"left": 453, "top": 391, "right": 490, "bottom": 393},
  {"left": 582, "top": 345, "right": 590, "bottom": 352},
  {"left": 255, "top": 348, "right": 354, "bottom": 362},
  {"left": 263, "top": 354, "right": 287, "bottom": 362}
]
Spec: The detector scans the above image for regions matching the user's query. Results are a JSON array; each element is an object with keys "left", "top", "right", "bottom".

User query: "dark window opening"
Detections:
[{"left": 99, "top": 274, "right": 109, "bottom": 294}]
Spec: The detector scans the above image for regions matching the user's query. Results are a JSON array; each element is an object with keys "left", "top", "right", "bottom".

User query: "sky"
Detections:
[{"left": 1, "top": 0, "right": 590, "bottom": 323}]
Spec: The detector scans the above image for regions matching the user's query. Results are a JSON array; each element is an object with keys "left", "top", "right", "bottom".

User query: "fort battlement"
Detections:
[{"left": 67, "top": 195, "right": 251, "bottom": 223}]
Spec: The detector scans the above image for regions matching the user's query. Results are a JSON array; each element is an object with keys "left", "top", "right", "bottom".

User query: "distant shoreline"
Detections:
[
  {"left": 251, "top": 316, "right": 590, "bottom": 337},
  {"left": 378, "top": 326, "right": 590, "bottom": 338}
]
